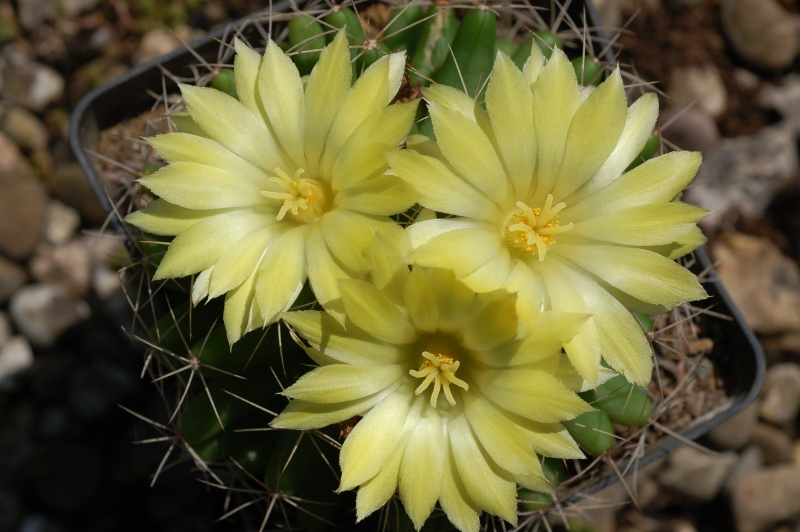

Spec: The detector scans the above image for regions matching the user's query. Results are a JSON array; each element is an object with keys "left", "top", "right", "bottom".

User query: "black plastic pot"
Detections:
[{"left": 69, "top": 0, "right": 765, "bottom": 524}]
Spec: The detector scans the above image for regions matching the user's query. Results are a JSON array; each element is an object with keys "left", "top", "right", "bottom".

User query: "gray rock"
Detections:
[
  {"left": 0, "top": 311, "right": 10, "bottom": 349},
  {"left": 706, "top": 400, "right": 760, "bottom": 450},
  {"left": 732, "top": 465, "right": 800, "bottom": 532},
  {"left": 687, "top": 124, "right": 798, "bottom": 233},
  {"left": 0, "top": 130, "right": 33, "bottom": 179},
  {"left": 658, "top": 445, "right": 737, "bottom": 502},
  {"left": 668, "top": 64, "right": 728, "bottom": 118},
  {"left": 659, "top": 106, "right": 721, "bottom": 153},
  {"left": 16, "top": 0, "right": 57, "bottom": 32},
  {"left": 761, "top": 73, "right": 800, "bottom": 134},
  {"left": 0, "top": 336, "right": 34, "bottom": 390},
  {"left": 751, "top": 422, "right": 794, "bottom": 464},
  {"left": 92, "top": 265, "right": 121, "bottom": 300},
  {"left": 712, "top": 234, "right": 800, "bottom": 335},
  {"left": 0, "top": 255, "right": 27, "bottom": 305},
  {"left": 592, "top": 0, "right": 622, "bottom": 30},
  {"left": 59, "top": 0, "right": 99, "bottom": 17},
  {"left": 760, "top": 362, "right": 800, "bottom": 425},
  {"left": 43, "top": 163, "right": 107, "bottom": 225},
  {"left": 0, "top": 174, "right": 48, "bottom": 261},
  {"left": 133, "top": 26, "right": 203, "bottom": 65},
  {"left": 0, "top": 46, "right": 64, "bottom": 112},
  {"left": 8, "top": 283, "right": 90, "bottom": 347},
  {"left": 721, "top": 0, "right": 799, "bottom": 71},
  {"left": 43, "top": 201, "right": 81, "bottom": 246},
  {"left": 725, "top": 445, "right": 764, "bottom": 493},
  {"left": 30, "top": 240, "right": 92, "bottom": 297},
  {"left": 0, "top": 104, "right": 49, "bottom": 152}
]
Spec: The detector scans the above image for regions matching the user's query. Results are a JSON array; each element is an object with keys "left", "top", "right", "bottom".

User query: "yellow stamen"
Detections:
[
  {"left": 261, "top": 168, "right": 329, "bottom": 223},
  {"left": 503, "top": 194, "right": 573, "bottom": 261},
  {"left": 409, "top": 351, "right": 469, "bottom": 407}
]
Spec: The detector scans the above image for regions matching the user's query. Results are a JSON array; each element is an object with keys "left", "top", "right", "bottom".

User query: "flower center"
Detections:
[
  {"left": 261, "top": 168, "right": 330, "bottom": 223},
  {"left": 503, "top": 194, "right": 573, "bottom": 262},
  {"left": 409, "top": 351, "right": 469, "bottom": 407}
]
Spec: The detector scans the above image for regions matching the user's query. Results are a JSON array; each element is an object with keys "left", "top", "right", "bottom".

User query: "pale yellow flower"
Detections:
[
  {"left": 272, "top": 237, "right": 594, "bottom": 531},
  {"left": 125, "top": 31, "right": 419, "bottom": 344},
  {"left": 388, "top": 45, "right": 709, "bottom": 386}
]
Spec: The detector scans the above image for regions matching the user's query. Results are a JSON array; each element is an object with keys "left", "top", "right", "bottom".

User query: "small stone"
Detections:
[
  {"left": 8, "top": 283, "right": 90, "bottom": 347},
  {"left": 92, "top": 265, "right": 121, "bottom": 300},
  {"left": 0, "top": 104, "right": 49, "bottom": 152},
  {"left": 659, "top": 106, "right": 720, "bottom": 152},
  {"left": 751, "top": 422, "right": 794, "bottom": 464},
  {"left": 706, "top": 400, "right": 760, "bottom": 450},
  {"left": 721, "top": 0, "right": 798, "bottom": 71},
  {"left": 59, "top": 0, "right": 99, "bottom": 17},
  {"left": 0, "top": 311, "right": 10, "bottom": 349},
  {"left": 687, "top": 124, "right": 798, "bottom": 233},
  {"left": 658, "top": 445, "right": 738, "bottom": 502},
  {"left": 0, "top": 130, "right": 33, "bottom": 179},
  {"left": 711, "top": 234, "right": 800, "bottom": 335},
  {"left": 760, "top": 73, "right": 800, "bottom": 134},
  {"left": 0, "top": 46, "right": 65, "bottom": 112},
  {"left": 732, "top": 465, "right": 800, "bottom": 532},
  {"left": 760, "top": 362, "right": 800, "bottom": 424},
  {"left": 725, "top": 445, "right": 764, "bottom": 493},
  {"left": 133, "top": 25, "right": 203, "bottom": 65},
  {"left": 0, "top": 255, "right": 27, "bottom": 305},
  {"left": 592, "top": 0, "right": 622, "bottom": 30},
  {"left": 29, "top": 239, "right": 92, "bottom": 297},
  {"left": 0, "top": 174, "right": 48, "bottom": 261},
  {"left": 15, "top": 0, "right": 57, "bottom": 31},
  {"left": 0, "top": 336, "right": 34, "bottom": 389},
  {"left": 668, "top": 64, "right": 728, "bottom": 118},
  {"left": 43, "top": 201, "right": 81, "bottom": 245},
  {"left": 42, "top": 162, "right": 107, "bottom": 225},
  {"left": 793, "top": 442, "right": 800, "bottom": 466}
]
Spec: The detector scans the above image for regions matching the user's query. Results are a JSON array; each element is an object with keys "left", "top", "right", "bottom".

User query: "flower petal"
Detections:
[
  {"left": 408, "top": 226, "right": 503, "bottom": 281},
  {"left": 125, "top": 198, "right": 212, "bottom": 236},
  {"left": 282, "top": 310, "right": 407, "bottom": 365},
  {"left": 255, "top": 226, "right": 308, "bottom": 324},
  {"left": 223, "top": 266, "right": 260, "bottom": 344},
  {"left": 461, "top": 292, "right": 519, "bottom": 351},
  {"left": 399, "top": 406, "right": 445, "bottom": 529},
  {"left": 305, "top": 227, "right": 351, "bottom": 319},
  {"left": 336, "top": 172, "right": 418, "bottom": 216},
  {"left": 339, "top": 279, "right": 416, "bottom": 344},
  {"left": 387, "top": 150, "right": 501, "bottom": 221},
  {"left": 304, "top": 30, "right": 351, "bottom": 176},
  {"left": 486, "top": 51, "right": 536, "bottom": 200},
  {"left": 356, "top": 435, "right": 407, "bottom": 521},
  {"left": 154, "top": 210, "right": 268, "bottom": 279},
  {"left": 259, "top": 40, "right": 306, "bottom": 168},
  {"left": 320, "top": 210, "right": 377, "bottom": 273},
  {"left": 339, "top": 386, "right": 419, "bottom": 490},
  {"left": 139, "top": 162, "right": 266, "bottom": 210},
  {"left": 529, "top": 47, "right": 581, "bottom": 201},
  {"left": 556, "top": 243, "right": 708, "bottom": 308},
  {"left": 448, "top": 412, "right": 518, "bottom": 525},
  {"left": 209, "top": 225, "right": 278, "bottom": 298},
  {"left": 283, "top": 363, "right": 405, "bottom": 403},
  {"left": 180, "top": 83, "right": 288, "bottom": 172},
  {"left": 551, "top": 68, "right": 628, "bottom": 200},
  {"left": 233, "top": 38, "right": 263, "bottom": 116},
  {"left": 271, "top": 386, "right": 397, "bottom": 430},
  {"left": 429, "top": 101, "right": 509, "bottom": 207},
  {"left": 439, "top": 443, "right": 481, "bottom": 532}
]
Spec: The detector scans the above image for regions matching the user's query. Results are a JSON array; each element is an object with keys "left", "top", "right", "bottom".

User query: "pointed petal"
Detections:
[
  {"left": 271, "top": 386, "right": 397, "bottom": 430},
  {"left": 486, "top": 51, "right": 536, "bottom": 200},
  {"left": 223, "top": 266, "right": 260, "bottom": 344},
  {"left": 461, "top": 292, "right": 518, "bottom": 351},
  {"left": 439, "top": 442, "right": 481, "bottom": 532},
  {"left": 233, "top": 38, "right": 263, "bottom": 115},
  {"left": 304, "top": 30, "right": 351, "bottom": 176},
  {"left": 282, "top": 310, "right": 407, "bottom": 365},
  {"left": 339, "top": 279, "right": 416, "bottom": 344},
  {"left": 255, "top": 226, "right": 308, "bottom": 324},
  {"left": 387, "top": 150, "right": 501, "bottom": 221},
  {"left": 209, "top": 225, "right": 277, "bottom": 298},
  {"left": 399, "top": 406, "right": 445, "bottom": 529},
  {"left": 337, "top": 172, "right": 417, "bottom": 215},
  {"left": 320, "top": 210, "right": 377, "bottom": 272},
  {"left": 258, "top": 40, "right": 306, "bottom": 168},
  {"left": 339, "top": 387, "right": 418, "bottom": 490},
  {"left": 356, "top": 437, "right": 406, "bottom": 521},
  {"left": 448, "top": 413, "right": 518, "bottom": 525},
  {"left": 125, "top": 198, "right": 211, "bottom": 236},
  {"left": 180, "top": 83, "right": 288, "bottom": 172},
  {"left": 551, "top": 69, "right": 628, "bottom": 200},
  {"left": 305, "top": 226, "right": 351, "bottom": 315},
  {"left": 408, "top": 227, "right": 503, "bottom": 280},
  {"left": 530, "top": 48, "right": 581, "bottom": 201},
  {"left": 283, "top": 363, "right": 405, "bottom": 403}
]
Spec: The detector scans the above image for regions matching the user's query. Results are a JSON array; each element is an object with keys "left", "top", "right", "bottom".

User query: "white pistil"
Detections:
[{"left": 409, "top": 351, "right": 469, "bottom": 407}]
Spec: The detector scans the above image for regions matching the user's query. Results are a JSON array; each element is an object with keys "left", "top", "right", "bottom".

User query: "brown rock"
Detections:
[
  {"left": 42, "top": 162, "right": 107, "bottom": 225},
  {"left": 721, "top": 0, "right": 799, "bottom": 71},
  {"left": 751, "top": 422, "right": 794, "bottom": 464},
  {"left": 706, "top": 400, "right": 760, "bottom": 450},
  {"left": 0, "top": 174, "right": 48, "bottom": 261},
  {"left": 732, "top": 465, "right": 800, "bottom": 532},
  {"left": 760, "top": 362, "right": 800, "bottom": 425},
  {"left": 712, "top": 233, "right": 800, "bottom": 334},
  {"left": 0, "top": 255, "right": 27, "bottom": 305}
]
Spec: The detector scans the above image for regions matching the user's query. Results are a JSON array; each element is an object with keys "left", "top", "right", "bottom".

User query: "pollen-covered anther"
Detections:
[
  {"left": 262, "top": 167, "right": 330, "bottom": 223},
  {"left": 504, "top": 194, "right": 573, "bottom": 262},
  {"left": 409, "top": 351, "right": 469, "bottom": 407}
]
